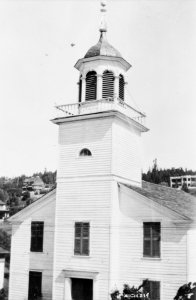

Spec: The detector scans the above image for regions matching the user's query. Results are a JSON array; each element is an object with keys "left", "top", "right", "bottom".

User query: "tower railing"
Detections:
[{"left": 55, "top": 97, "right": 146, "bottom": 126}]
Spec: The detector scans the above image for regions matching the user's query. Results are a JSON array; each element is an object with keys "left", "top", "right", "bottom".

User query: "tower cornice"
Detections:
[
  {"left": 51, "top": 110, "right": 148, "bottom": 133},
  {"left": 74, "top": 55, "right": 131, "bottom": 72}
]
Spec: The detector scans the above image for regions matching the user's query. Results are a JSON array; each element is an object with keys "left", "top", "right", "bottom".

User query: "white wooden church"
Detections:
[{"left": 8, "top": 4, "right": 196, "bottom": 300}]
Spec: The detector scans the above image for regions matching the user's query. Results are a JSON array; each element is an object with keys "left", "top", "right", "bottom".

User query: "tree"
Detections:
[
  {"left": 21, "top": 191, "right": 30, "bottom": 202},
  {"left": 0, "top": 229, "right": 10, "bottom": 250},
  {"left": 0, "top": 189, "right": 8, "bottom": 203},
  {"left": 0, "top": 288, "right": 7, "bottom": 300},
  {"left": 142, "top": 163, "right": 196, "bottom": 187},
  {"left": 174, "top": 282, "right": 196, "bottom": 300},
  {"left": 181, "top": 183, "right": 189, "bottom": 193}
]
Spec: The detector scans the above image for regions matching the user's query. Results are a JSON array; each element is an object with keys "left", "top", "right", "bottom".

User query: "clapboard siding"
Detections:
[
  {"left": 187, "top": 228, "right": 196, "bottom": 281},
  {"left": 58, "top": 114, "right": 143, "bottom": 183},
  {"left": 9, "top": 196, "right": 55, "bottom": 300},
  {"left": 0, "top": 259, "right": 4, "bottom": 290},
  {"left": 112, "top": 118, "right": 142, "bottom": 184},
  {"left": 53, "top": 180, "right": 112, "bottom": 300},
  {"left": 58, "top": 118, "right": 112, "bottom": 178},
  {"left": 117, "top": 185, "right": 188, "bottom": 300}
]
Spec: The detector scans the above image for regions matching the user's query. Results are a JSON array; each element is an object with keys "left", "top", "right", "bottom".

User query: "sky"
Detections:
[{"left": 0, "top": 0, "right": 196, "bottom": 177}]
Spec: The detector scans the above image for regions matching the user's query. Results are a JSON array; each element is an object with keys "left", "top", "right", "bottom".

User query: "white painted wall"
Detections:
[
  {"left": 0, "top": 258, "right": 5, "bottom": 290},
  {"left": 58, "top": 113, "right": 143, "bottom": 185},
  {"left": 58, "top": 117, "right": 112, "bottom": 179},
  {"left": 187, "top": 225, "right": 196, "bottom": 282},
  {"left": 112, "top": 117, "right": 142, "bottom": 185},
  {"left": 9, "top": 192, "right": 55, "bottom": 300},
  {"left": 116, "top": 185, "right": 189, "bottom": 300},
  {"left": 53, "top": 112, "right": 145, "bottom": 299},
  {"left": 53, "top": 180, "right": 112, "bottom": 300}
]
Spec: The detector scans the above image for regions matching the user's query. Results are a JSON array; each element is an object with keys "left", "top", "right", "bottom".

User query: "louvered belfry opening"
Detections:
[
  {"left": 78, "top": 75, "right": 82, "bottom": 102},
  {"left": 119, "top": 74, "right": 125, "bottom": 100},
  {"left": 85, "top": 71, "right": 97, "bottom": 101},
  {"left": 102, "top": 70, "right": 114, "bottom": 99}
]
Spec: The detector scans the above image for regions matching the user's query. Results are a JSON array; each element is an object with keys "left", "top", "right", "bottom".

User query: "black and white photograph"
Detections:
[{"left": 0, "top": 1, "right": 196, "bottom": 299}]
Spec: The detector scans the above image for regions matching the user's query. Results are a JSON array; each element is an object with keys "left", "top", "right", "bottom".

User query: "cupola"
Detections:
[{"left": 74, "top": 2, "right": 131, "bottom": 103}]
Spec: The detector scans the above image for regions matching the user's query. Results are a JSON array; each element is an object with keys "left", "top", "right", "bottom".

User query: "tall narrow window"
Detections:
[
  {"left": 143, "top": 280, "right": 160, "bottom": 300},
  {"left": 102, "top": 70, "right": 114, "bottom": 99},
  {"left": 85, "top": 71, "right": 97, "bottom": 101},
  {"left": 78, "top": 75, "right": 82, "bottom": 102},
  {"left": 74, "top": 222, "right": 90, "bottom": 256},
  {"left": 30, "top": 221, "right": 44, "bottom": 252},
  {"left": 28, "top": 271, "right": 42, "bottom": 300},
  {"left": 119, "top": 74, "right": 125, "bottom": 100},
  {"left": 143, "top": 222, "right": 160, "bottom": 257}
]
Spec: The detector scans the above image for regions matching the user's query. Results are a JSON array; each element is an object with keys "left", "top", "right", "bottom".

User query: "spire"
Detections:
[{"left": 99, "top": 1, "right": 107, "bottom": 33}]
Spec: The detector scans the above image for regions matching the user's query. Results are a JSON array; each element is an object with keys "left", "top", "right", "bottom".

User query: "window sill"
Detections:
[
  {"left": 72, "top": 255, "right": 91, "bottom": 258},
  {"left": 141, "top": 257, "right": 161, "bottom": 261},
  {"left": 30, "top": 251, "right": 44, "bottom": 254},
  {"left": 77, "top": 156, "right": 93, "bottom": 159}
]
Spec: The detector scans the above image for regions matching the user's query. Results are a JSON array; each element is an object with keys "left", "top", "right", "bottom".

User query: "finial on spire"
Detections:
[{"left": 99, "top": 0, "right": 107, "bottom": 33}]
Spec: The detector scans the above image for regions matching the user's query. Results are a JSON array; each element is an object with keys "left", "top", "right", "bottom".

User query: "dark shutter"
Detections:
[
  {"left": 74, "top": 222, "right": 90, "bottom": 256},
  {"left": 143, "top": 222, "right": 160, "bottom": 257},
  {"left": 119, "top": 74, "right": 124, "bottom": 100},
  {"left": 82, "top": 223, "right": 89, "bottom": 255},
  {"left": 78, "top": 75, "right": 82, "bottom": 102},
  {"left": 102, "top": 70, "right": 114, "bottom": 99},
  {"left": 74, "top": 222, "right": 82, "bottom": 255},
  {"left": 30, "top": 222, "right": 44, "bottom": 252},
  {"left": 85, "top": 71, "right": 97, "bottom": 101}
]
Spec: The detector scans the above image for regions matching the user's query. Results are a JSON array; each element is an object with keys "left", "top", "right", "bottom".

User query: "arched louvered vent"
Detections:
[
  {"left": 102, "top": 70, "right": 114, "bottom": 99},
  {"left": 119, "top": 74, "right": 125, "bottom": 101},
  {"left": 85, "top": 71, "right": 97, "bottom": 101},
  {"left": 78, "top": 75, "right": 82, "bottom": 102},
  {"left": 79, "top": 148, "right": 92, "bottom": 157}
]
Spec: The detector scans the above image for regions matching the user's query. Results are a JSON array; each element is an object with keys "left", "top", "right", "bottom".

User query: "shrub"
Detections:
[{"left": 110, "top": 280, "right": 149, "bottom": 300}]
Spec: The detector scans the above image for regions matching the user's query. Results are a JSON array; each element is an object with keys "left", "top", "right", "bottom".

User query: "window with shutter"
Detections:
[
  {"left": 85, "top": 71, "right": 97, "bottom": 101},
  {"left": 102, "top": 70, "right": 114, "bottom": 99},
  {"left": 119, "top": 74, "right": 124, "bottom": 100},
  {"left": 143, "top": 280, "right": 160, "bottom": 300},
  {"left": 30, "top": 222, "right": 44, "bottom": 252},
  {"left": 143, "top": 222, "right": 160, "bottom": 257},
  {"left": 74, "top": 222, "right": 90, "bottom": 256}
]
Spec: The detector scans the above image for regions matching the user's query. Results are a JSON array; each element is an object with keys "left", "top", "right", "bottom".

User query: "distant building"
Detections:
[
  {"left": 22, "top": 176, "right": 45, "bottom": 194},
  {"left": 170, "top": 175, "right": 196, "bottom": 189},
  {"left": 0, "top": 201, "right": 9, "bottom": 221}
]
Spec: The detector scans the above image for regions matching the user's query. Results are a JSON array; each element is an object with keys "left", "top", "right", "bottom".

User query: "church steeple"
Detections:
[
  {"left": 75, "top": 1, "right": 131, "bottom": 103},
  {"left": 55, "top": 2, "right": 146, "bottom": 134},
  {"left": 99, "top": 1, "right": 107, "bottom": 33}
]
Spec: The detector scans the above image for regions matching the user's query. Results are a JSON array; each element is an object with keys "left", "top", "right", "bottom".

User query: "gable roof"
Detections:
[
  {"left": 123, "top": 181, "right": 196, "bottom": 220},
  {"left": 9, "top": 188, "right": 56, "bottom": 221}
]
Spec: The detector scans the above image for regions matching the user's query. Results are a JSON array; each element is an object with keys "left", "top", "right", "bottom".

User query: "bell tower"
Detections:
[
  {"left": 52, "top": 2, "right": 148, "bottom": 300},
  {"left": 75, "top": 3, "right": 131, "bottom": 103}
]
